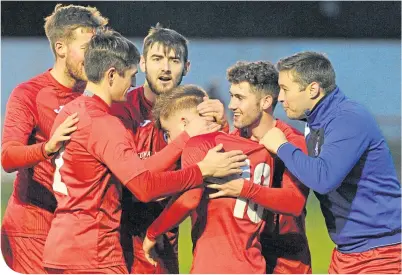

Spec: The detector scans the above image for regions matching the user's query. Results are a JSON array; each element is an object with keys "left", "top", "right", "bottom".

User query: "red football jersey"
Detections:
[
  {"left": 111, "top": 87, "right": 180, "bottom": 273},
  {"left": 1, "top": 70, "right": 82, "bottom": 237},
  {"left": 147, "top": 132, "right": 273, "bottom": 274},
  {"left": 189, "top": 133, "right": 273, "bottom": 274},
  {"left": 111, "top": 86, "right": 167, "bottom": 158},
  {"left": 43, "top": 94, "right": 137, "bottom": 269},
  {"left": 43, "top": 93, "right": 203, "bottom": 269},
  {"left": 111, "top": 87, "right": 170, "bottom": 235},
  {"left": 231, "top": 119, "right": 312, "bottom": 273}
]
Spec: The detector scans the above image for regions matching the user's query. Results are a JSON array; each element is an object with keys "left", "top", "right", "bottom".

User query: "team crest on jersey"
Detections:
[{"left": 54, "top": 105, "right": 64, "bottom": 114}]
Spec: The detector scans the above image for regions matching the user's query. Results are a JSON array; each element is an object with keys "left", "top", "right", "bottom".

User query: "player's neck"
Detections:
[
  {"left": 50, "top": 62, "right": 77, "bottom": 89},
  {"left": 143, "top": 82, "right": 158, "bottom": 104},
  {"left": 85, "top": 82, "right": 112, "bottom": 106},
  {"left": 249, "top": 114, "right": 276, "bottom": 142}
]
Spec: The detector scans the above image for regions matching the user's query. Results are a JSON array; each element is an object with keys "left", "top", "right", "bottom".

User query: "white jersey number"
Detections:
[
  {"left": 233, "top": 160, "right": 271, "bottom": 223},
  {"left": 52, "top": 146, "right": 69, "bottom": 195}
]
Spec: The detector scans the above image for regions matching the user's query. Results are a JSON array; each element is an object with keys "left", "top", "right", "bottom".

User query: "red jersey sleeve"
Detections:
[
  {"left": 240, "top": 128, "right": 309, "bottom": 217},
  {"left": 88, "top": 116, "right": 204, "bottom": 203},
  {"left": 146, "top": 136, "right": 211, "bottom": 241},
  {"left": 1, "top": 85, "right": 49, "bottom": 173},
  {"left": 111, "top": 100, "right": 190, "bottom": 173},
  {"left": 142, "top": 131, "right": 190, "bottom": 172},
  {"left": 240, "top": 178, "right": 305, "bottom": 216}
]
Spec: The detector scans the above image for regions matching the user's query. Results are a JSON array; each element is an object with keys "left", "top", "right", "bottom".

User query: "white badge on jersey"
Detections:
[{"left": 54, "top": 105, "right": 64, "bottom": 114}]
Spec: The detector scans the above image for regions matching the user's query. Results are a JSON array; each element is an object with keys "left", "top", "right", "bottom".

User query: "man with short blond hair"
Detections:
[{"left": 1, "top": 4, "right": 108, "bottom": 273}]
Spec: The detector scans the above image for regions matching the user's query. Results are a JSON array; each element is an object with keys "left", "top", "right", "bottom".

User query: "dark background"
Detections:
[{"left": 2, "top": 1, "right": 401, "bottom": 38}]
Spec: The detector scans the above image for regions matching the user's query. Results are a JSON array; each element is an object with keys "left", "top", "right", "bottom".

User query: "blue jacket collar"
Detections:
[{"left": 305, "top": 86, "right": 345, "bottom": 129}]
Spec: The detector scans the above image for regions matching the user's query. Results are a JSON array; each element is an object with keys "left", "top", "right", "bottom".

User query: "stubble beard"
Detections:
[
  {"left": 145, "top": 70, "right": 184, "bottom": 97},
  {"left": 66, "top": 57, "right": 86, "bottom": 83}
]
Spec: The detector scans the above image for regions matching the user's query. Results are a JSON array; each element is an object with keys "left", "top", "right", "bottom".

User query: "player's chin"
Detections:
[
  {"left": 121, "top": 94, "right": 128, "bottom": 102},
  {"left": 156, "top": 88, "right": 173, "bottom": 96},
  {"left": 159, "top": 82, "right": 175, "bottom": 92},
  {"left": 233, "top": 120, "right": 244, "bottom": 129},
  {"left": 285, "top": 109, "right": 302, "bottom": 120},
  {"left": 76, "top": 65, "right": 87, "bottom": 79},
  {"left": 73, "top": 72, "right": 87, "bottom": 82},
  {"left": 114, "top": 94, "right": 127, "bottom": 102}
]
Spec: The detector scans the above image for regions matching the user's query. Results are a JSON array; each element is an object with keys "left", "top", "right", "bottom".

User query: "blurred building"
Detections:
[{"left": 1, "top": 1, "right": 401, "bottom": 177}]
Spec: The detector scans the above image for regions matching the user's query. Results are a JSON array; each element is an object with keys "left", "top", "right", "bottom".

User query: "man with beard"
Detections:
[
  {"left": 111, "top": 24, "right": 226, "bottom": 274},
  {"left": 144, "top": 85, "right": 274, "bottom": 274},
  {"left": 144, "top": 62, "right": 312, "bottom": 274},
  {"left": 202, "top": 61, "right": 312, "bottom": 274},
  {"left": 1, "top": 4, "right": 108, "bottom": 273},
  {"left": 43, "top": 30, "right": 245, "bottom": 274}
]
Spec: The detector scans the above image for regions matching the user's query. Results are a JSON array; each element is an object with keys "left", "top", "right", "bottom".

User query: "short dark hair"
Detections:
[
  {"left": 143, "top": 23, "right": 189, "bottom": 62},
  {"left": 153, "top": 84, "right": 207, "bottom": 128},
  {"left": 44, "top": 4, "right": 109, "bottom": 56},
  {"left": 84, "top": 29, "right": 140, "bottom": 83},
  {"left": 276, "top": 51, "right": 336, "bottom": 94},
  {"left": 227, "top": 61, "right": 279, "bottom": 109}
]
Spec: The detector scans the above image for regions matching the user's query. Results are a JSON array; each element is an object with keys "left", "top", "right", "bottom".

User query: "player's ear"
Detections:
[
  {"left": 54, "top": 40, "right": 67, "bottom": 59},
  {"left": 106, "top": 67, "right": 117, "bottom": 86},
  {"left": 182, "top": 60, "right": 191, "bottom": 76},
  {"left": 261, "top": 95, "right": 273, "bottom": 111},
  {"left": 139, "top": 55, "right": 146, "bottom": 73},
  {"left": 307, "top": 82, "right": 321, "bottom": 99}
]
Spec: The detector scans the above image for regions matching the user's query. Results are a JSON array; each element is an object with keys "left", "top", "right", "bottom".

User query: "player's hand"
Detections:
[
  {"left": 185, "top": 115, "right": 221, "bottom": 137},
  {"left": 207, "top": 178, "right": 244, "bottom": 199},
  {"left": 143, "top": 235, "right": 158, "bottom": 267},
  {"left": 197, "top": 97, "right": 227, "bottom": 126},
  {"left": 259, "top": 127, "right": 288, "bottom": 154},
  {"left": 45, "top": 113, "right": 79, "bottom": 155},
  {"left": 197, "top": 144, "right": 247, "bottom": 177}
]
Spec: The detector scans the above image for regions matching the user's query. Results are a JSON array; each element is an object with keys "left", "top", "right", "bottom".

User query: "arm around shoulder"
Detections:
[{"left": 277, "top": 113, "right": 371, "bottom": 194}]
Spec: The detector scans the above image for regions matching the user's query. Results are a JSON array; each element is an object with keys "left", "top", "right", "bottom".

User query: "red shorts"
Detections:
[
  {"left": 131, "top": 231, "right": 179, "bottom": 274},
  {"left": 261, "top": 232, "right": 312, "bottom": 274},
  {"left": 1, "top": 234, "right": 47, "bottom": 273},
  {"left": 328, "top": 243, "right": 402, "bottom": 274},
  {"left": 45, "top": 265, "right": 128, "bottom": 274},
  {"left": 273, "top": 258, "right": 312, "bottom": 274}
]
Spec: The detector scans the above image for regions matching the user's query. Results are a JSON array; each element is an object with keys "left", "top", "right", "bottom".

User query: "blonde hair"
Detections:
[
  {"left": 153, "top": 84, "right": 208, "bottom": 128},
  {"left": 44, "top": 4, "right": 108, "bottom": 56}
]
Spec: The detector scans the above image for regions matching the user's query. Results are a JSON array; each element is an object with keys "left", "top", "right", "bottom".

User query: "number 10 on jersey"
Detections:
[{"left": 233, "top": 159, "right": 271, "bottom": 223}]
